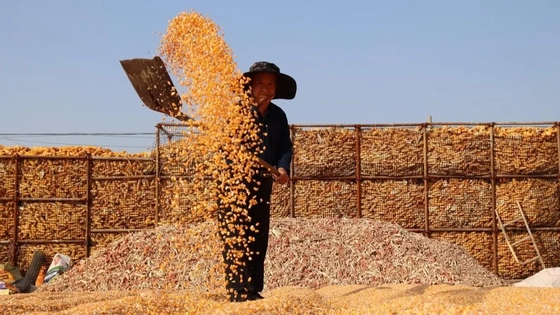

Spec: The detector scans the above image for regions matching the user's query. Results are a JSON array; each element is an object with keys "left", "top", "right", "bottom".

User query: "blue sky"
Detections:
[{"left": 0, "top": 0, "right": 558, "bottom": 153}]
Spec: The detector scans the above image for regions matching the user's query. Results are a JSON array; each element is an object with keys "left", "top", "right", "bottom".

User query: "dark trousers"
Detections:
[{"left": 217, "top": 174, "right": 273, "bottom": 296}]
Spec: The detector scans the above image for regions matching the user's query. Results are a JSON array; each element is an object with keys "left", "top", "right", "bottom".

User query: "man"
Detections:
[{"left": 218, "top": 61, "right": 296, "bottom": 302}]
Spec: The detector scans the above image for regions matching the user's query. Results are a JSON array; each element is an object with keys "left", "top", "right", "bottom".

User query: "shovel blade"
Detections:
[{"left": 119, "top": 56, "right": 189, "bottom": 121}]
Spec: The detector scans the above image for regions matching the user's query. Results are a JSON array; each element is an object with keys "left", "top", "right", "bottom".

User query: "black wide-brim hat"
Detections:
[{"left": 243, "top": 61, "right": 297, "bottom": 100}]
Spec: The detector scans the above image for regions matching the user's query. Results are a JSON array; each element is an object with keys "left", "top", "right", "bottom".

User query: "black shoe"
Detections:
[{"left": 247, "top": 292, "right": 264, "bottom": 301}]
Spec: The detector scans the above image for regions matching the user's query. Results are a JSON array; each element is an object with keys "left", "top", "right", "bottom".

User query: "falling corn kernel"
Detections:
[{"left": 157, "top": 10, "right": 269, "bottom": 298}]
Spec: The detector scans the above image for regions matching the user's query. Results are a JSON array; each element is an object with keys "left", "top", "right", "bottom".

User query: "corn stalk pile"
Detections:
[
  {"left": 264, "top": 218, "right": 506, "bottom": 289},
  {"left": 37, "top": 217, "right": 505, "bottom": 294}
]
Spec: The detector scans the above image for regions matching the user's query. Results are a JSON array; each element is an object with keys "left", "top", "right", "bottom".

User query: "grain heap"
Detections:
[
  {"left": 38, "top": 217, "right": 505, "bottom": 294},
  {"left": 6, "top": 284, "right": 560, "bottom": 314}
]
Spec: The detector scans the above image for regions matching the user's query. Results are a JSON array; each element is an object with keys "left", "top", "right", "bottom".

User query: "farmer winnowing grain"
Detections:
[{"left": 217, "top": 61, "right": 296, "bottom": 302}]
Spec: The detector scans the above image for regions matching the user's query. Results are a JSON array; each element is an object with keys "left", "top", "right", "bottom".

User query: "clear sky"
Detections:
[{"left": 0, "top": 0, "right": 558, "bottom": 153}]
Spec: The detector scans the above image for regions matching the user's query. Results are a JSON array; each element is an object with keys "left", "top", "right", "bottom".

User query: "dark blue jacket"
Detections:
[{"left": 253, "top": 102, "right": 293, "bottom": 176}]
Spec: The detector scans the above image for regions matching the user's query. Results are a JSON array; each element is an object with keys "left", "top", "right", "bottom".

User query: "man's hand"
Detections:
[{"left": 274, "top": 167, "right": 290, "bottom": 185}]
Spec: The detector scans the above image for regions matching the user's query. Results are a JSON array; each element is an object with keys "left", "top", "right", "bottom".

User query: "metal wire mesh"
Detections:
[
  {"left": 157, "top": 178, "right": 206, "bottom": 224},
  {"left": 18, "top": 158, "right": 88, "bottom": 199},
  {"left": 538, "top": 232, "right": 560, "bottom": 268},
  {"left": 360, "top": 127, "right": 424, "bottom": 177},
  {"left": 292, "top": 127, "right": 357, "bottom": 177},
  {"left": 495, "top": 178, "right": 560, "bottom": 228},
  {"left": 0, "top": 122, "right": 560, "bottom": 281},
  {"left": 428, "top": 179, "right": 494, "bottom": 228},
  {"left": 90, "top": 178, "right": 157, "bottom": 230},
  {"left": 0, "top": 157, "right": 15, "bottom": 198},
  {"left": 157, "top": 124, "right": 204, "bottom": 177},
  {"left": 293, "top": 180, "right": 358, "bottom": 218},
  {"left": 427, "top": 126, "right": 491, "bottom": 176},
  {"left": 360, "top": 179, "right": 425, "bottom": 229},
  {"left": 91, "top": 158, "right": 155, "bottom": 177},
  {"left": 0, "top": 202, "right": 14, "bottom": 240},
  {"left": 494, "top": 125, "right": 558, "bottom": 175},
  {"left": 0, "top": 244, "right": 10, "bottom": 266},
  {"left": 495, "top": 231, "right": 560, "bottom": 279},
  {"left": 17, "top": 202, "right": 87, "bottom": 240},
  {"left": 270, "top": 182, "right": 291, "bottom": 218}
]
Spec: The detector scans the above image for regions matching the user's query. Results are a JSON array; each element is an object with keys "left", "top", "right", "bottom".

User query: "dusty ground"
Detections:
[{"left": 1, "top": 284, "right": 559, "bottom": 314}]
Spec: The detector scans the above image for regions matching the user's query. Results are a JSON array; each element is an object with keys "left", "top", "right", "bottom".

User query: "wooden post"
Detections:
[
  {"left": 85, "top": 154, "right": 92, "bottom": 257},
  {"left": 423, "top": 125, "right": 429, "bottom": 237},
  {"left": 490, "top": 123, "right": 498, "bottom": 276},
  {"left": 355, "top": 125, "right": 362, "bottom": 218},
  {"left": 290, "top": 125, "right": 295, "bottom": 218},
  {"left": 155, "top": 124, "right": 161, "bottom": 226},
  {"left": 11, "top": 155, "right": 20, "bottom": 266}
]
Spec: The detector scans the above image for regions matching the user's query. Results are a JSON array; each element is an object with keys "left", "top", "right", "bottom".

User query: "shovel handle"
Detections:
[{"left": 257, "top": 157, "right": 281, "bottom": 177}]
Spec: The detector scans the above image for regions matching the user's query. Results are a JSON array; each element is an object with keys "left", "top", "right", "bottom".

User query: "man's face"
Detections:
[{"left": 250, "top": 72, "right": 276, "bottom": 105}]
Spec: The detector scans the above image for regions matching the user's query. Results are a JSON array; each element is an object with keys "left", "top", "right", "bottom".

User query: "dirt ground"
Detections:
[{"left": 1, "top": 283, "right": 559, "bottom": 314}]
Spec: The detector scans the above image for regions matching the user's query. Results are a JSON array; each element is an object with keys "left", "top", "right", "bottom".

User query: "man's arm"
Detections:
[{"left": 276, "top": 112, "right": 293, "bottom": 177}]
